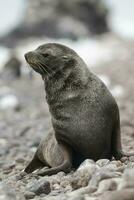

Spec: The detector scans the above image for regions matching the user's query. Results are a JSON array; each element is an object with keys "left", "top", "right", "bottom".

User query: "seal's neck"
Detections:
[{"left": 45, "top": 62, "right": 89, "bottom": 95}]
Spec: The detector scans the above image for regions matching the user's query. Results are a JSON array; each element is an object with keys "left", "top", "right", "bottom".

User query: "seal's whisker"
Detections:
[
  {"left": 38, "top": 63, "right": 50, "bottom": 76},
  {"left": 44, "top": 64, "right": 54, "bottom": 74},
  {"left": 37, "top": 63, "right": 48, "bottom": 75},
  {"left": 31, "top": 64, "right": 42, "bottom": 74},
  {"left": 40, "top": 59, "right": 55, "bottom": 74},
  {"left": 45, "top": 64, "right": 62, "bottom": 77},
  {"left": 39, "top": 62, "right": 54, "bottom": 77},
  {"left": 37, "top": 64, "right": 45, "bottom": 74},
  {"left": 41, "top": 62, "right": 55, "bottom": 75}
]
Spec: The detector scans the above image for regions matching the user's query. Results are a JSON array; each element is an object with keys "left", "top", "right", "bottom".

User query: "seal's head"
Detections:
[{"left": 24, "top": 43, "right": 77, "bottom": 78}]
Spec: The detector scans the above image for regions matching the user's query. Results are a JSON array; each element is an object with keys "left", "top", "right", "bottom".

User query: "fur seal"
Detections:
[{"left": 24, "top": 43, "right": 130, "bottom": 176}]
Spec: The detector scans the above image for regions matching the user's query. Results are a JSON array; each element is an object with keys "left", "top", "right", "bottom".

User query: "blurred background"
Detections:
[
  {"left": 0, "top": 0, "right": 134, "bottom": 195},
  {"left": 0, "top": 0, "right": 134, "bottom": 108},
  {"left": 0, "top": 0, "right": 134, "bottom": 72}
]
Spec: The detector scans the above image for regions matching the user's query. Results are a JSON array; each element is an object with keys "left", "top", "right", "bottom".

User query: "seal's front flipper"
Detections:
[
  {"left": 36, "top": 143, "right": 72, "bottom": 176},
  {"left": 25, "top": 153, "right": 44, "bottom": 173}
]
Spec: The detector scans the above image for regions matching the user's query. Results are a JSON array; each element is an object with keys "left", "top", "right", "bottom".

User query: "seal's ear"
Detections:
[
  {"left": 62, "top": 56, "right": 76, "bottom": 66},
  {"left": 68, "top": 57, "right": 76, "bottom": 67},
  {"left": 62, "top": 56, "right": 68, "bottom": 60}
]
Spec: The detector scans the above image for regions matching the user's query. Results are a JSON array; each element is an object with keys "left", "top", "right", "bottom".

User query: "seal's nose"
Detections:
[{"left": 24, "top": 51, "right": 33, "bottom": 62}]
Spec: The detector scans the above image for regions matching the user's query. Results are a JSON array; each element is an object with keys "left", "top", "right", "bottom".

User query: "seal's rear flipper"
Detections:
[
  {"left": 25, "top": 153, "right": 44, "bottom": 173},
  {"left": 36, "top": 160, "right": 71, "bottom": 176},
  {"left": 36, "top": 143, "right": 72, "bottom": 176}
]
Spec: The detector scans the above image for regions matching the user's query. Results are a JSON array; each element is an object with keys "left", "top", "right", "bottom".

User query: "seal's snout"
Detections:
[{"left": 24, "top": 51, "right": 33, "bottom": 62}]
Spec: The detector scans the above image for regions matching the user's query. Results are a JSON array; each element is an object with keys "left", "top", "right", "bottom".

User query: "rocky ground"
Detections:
[{"left": 0, "top": 35, "right": 134, "bottom": 200}]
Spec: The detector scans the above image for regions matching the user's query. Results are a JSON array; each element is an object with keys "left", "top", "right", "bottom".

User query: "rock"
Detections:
[
  {"left": 96, "top": 159, "right": 110, "bottom": 167},
  {"left": 129, "top": 156, "right": 134, "bottom": 162},
  {"left": 68, "top": 194, "right": 84, "bottom": 200},
  {"left": 101, "top": 189, "right": 134, "bottom": 200},
  {"left": 0, "top": 146, "right": 9, "bottom": 156},
  {"left": 24, "top": 191, "right": 35, "bottom": 199},
  {"left": 0, "top": 94, "right": 20, "bottom": 111},
  {"left": 71, "top": 159, "right": 97, "bottom": 189},
  {"left": 53, "top": 183, "right": 61, "bottom": 190},
  {"left": 84, "top": 196, "right": 97, "bottom": 200},
  {"left": 77, "top": 159, "right": 95, "bottom": 171},
  {"left": 89, "top": 167, "right": 121, "bottom": 188},
  {"left": 0, "top": 138, "right": 8, "bottom": 146},
  {"left": 97, "top": 178, "right": 117, "bottom": 193},
  {"left": 119, "top": 168, "right": 134, "bottom": 189},
  {"left": 1, "top": 55, "right": 21, "bottom": 80},
  {"left": 28, "top": 179, "right": 51, "bottom": 195},
  {"left": 0, "top": 47, "right": 10, "bottom": 72},
  {"left": 0, "top": 183, "right": 25, "bottom": 200},
  {"left": 15, "top": 157, "right": 25, "bottom": 163},
  {"left": 1, "top": 0, "right": 108, "bottom": 46},
  {"left": 110, "top": 160, "right": 123, "bottom": 167},
  {"left": 15, "top": 171, "right": 27, "bottom": 181},
  {"left": 67, "top": 186, "right": 96, "bottom": 199}
]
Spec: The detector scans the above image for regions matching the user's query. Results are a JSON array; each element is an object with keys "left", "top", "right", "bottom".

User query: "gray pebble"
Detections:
[
  {"left": 96, "top": 159, "right": 110, "bottom": 167},
  {"left": 129, "top": 156, "right": 134, "bottom": 162},
  {"left": 28, "top": 179, "right": 51, "bottom": 195},
  {"left": 24, "top": 191, "right": 35, "bottom": 199},
  {"left": 97, "top": 178, "right": 117, "bottom": 193},
  {"left": 119, "top": 168, "right": 134, "bottom": 189}
]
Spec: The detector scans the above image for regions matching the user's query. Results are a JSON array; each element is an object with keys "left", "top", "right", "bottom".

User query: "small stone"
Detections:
[
  {"left": 15, "top": 171, "right": 27, "bottom": 180},
  {"left": 15, "top": 157, "right": 25, "bottom": 163},
  {"left": 68, "top": 193, "right": 85, "bottom": 200},
  {"left": 24, "top": 191, "right": 35, "bottom": 199},
  {"left": 0, "top": 138, "right": 8, "bottom": 146},
  {"left": 29, "top": 180, "right": 51, "bottom": 195},
  {"left": 105, "top": 163, "right": 118, "bottom": 171},
  {"left": 97, "top": 179, "right": 117, "bottom": 193},
  {"left": 96, "top": 159, "right": 110, "bottom": 167},
  {"left": 120, "top": 156, "right": 128, "bottom": 163},
  {"left": 111, "top": 160, "right": 123, "bottom": 167},
  {"left": 60, "top": 180, "right": 71, "bottom": 188},
  {"left": 71, "top": 160, "right": 97, "bottom": 189},
  {"left": 57, "top": 171, "right": 65, "bottom": 177},
  {"left": 53, "top": 183, "right": 61, "bottom": 190},
  {"left": 77, "top": 159, "right": 97, "bottom": 173},
  {"left": 3, "top": 55, "right": 21, "bottom": 79},
  {"left": 89, "top": 167, "right": 121, "bottom": 188},
  {"left": 119, "top": 168, "right": 134, "bottom": 189},
  {"left": 0, "top": 183, "right": 25, "bottom": 200},
  {"left": 0, "top": 147, "right": 9, "bottom": 156},
  {"left": 129, "top": 156, "right": 134, "bottom": 162},
  {"left": 0, "top": 94, "right": 20, "bottom": 111},
  {"left": 101, "top": 189, "right": 134, "bottom": 200},
  {"left": 84, "top": 195, "right": 98, "bottom": 200}
]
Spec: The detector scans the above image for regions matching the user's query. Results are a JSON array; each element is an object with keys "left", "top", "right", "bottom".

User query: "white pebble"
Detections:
[
  {"left": 0, "top": 94, "right": 19, "bottom": 110},
  {"left": 0, "top": 138, "right": 8, "bottom": 146},
  {"left": 110, "top": 85, "right": 124, "bottom": 98}
]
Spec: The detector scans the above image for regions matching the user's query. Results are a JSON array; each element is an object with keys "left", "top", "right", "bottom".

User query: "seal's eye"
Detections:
[{"left": 43, "top": 53, "right": 49, "bottom": 57}]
